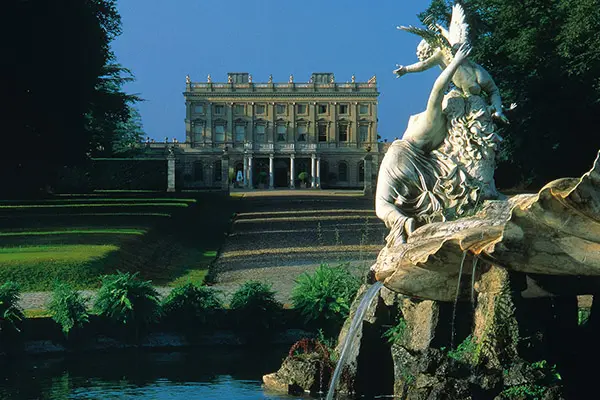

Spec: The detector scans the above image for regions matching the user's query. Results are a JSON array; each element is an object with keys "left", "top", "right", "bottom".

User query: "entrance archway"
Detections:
[{"left": 274, "top": 159, "right": 289, "bottom": 188}]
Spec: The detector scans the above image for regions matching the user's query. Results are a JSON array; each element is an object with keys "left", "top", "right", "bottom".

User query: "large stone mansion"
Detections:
[{"left": 145, "top": 72, "right": 388, "bottom": 192}]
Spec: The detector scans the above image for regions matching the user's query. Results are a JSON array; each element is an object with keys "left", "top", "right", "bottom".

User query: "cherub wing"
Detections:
[
  {"left": 448, "top": 3, "right": 469, "bottom": 46},
  {"left": 397, "top": 25, "right": 450, "bottom": 50}
]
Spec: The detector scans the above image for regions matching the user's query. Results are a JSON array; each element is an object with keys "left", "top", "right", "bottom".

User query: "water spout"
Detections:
[{"left": 325, "top": 281, "right": 383, "bottom": 400}]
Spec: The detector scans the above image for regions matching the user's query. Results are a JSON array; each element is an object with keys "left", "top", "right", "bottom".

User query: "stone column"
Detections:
[
  {"left": 167, "top": 152, "right": 176, "bottom": 192},
  {"left": 372, "top": 101, "right": 378, "bottom": 143},
  {"left": 316, "top": 157, "right": 321, "bottom": 188},
  {"left": 311, "top": 154, "right": 316, "bottom": 188},
  {"left": 291, "top": 102, "right": 296, "bottom": 143},
  {"left": 221, "top": 153, "right": 230, "bottom": 192},
  {"left": 311, "top": 102, "right": 317, "bottom": 142},
  {"left": 331, "top": 102, "right": 337, "bottom": 145},
  {"left": 206, "top": 103, "right": 213, "bottom": 144},
  {"left": 363, "top": 154, "right": 373, "bottom": 196},
  {"left": 289, "top": 154, "right": 296, "bottom": 189},
  {"left": 185, "top": 101, "right": 192, "bottom": 143},
  {"left": 243, "top": 155, "right": 248, "bottom": 187},
  {"left": 354, "top": 101, "right": 360, "bottom": 147},
  {"left": 248, "top": 155, "right": 253, "bottom": 189},
  {"left": 269, "top": 103, "right": 276, "bottom": 143},
  {"left": 227, "top": 102, "right": 233, "bottom": 144},
  {"left": 269, "top": 154, "right": 275, "bottom": 189},
  {"left": 249, "top": 103, "right": 255, "bottom": 143}
]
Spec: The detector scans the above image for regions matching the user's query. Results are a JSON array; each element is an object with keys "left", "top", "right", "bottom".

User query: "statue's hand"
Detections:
[
  {"left": 393, "top": 64, "right": 407, "bottom": 78},
  {"left": 453, "top": 43, "right": 472, "bottom": 64}
]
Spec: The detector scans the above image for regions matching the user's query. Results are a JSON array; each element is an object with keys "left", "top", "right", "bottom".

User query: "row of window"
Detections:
[
  {"left": 190, "top": 160, "right": 365, "bottom": 183},
  {"left": 192, "top": 103, "right": 371, "bottom": 116},
  {"left": 193, "top": 124, "right": 370, "bottom": 143}
]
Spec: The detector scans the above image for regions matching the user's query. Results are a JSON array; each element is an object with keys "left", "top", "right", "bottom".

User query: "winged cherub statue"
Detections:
[{"left": 394, "top": 3, "right": 512, "bottom": 124}]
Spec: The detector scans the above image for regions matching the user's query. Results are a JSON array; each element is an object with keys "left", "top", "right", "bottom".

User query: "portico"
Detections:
[{"left": 242, "top": 153, "right": 321, "bottom": 189}]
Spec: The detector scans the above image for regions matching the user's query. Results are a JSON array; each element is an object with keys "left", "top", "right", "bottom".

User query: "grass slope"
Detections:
[{"left": 0, "top": 193, "right": 231, "bottom": 291}]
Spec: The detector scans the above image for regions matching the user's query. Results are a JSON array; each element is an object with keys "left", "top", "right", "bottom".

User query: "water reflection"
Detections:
[{"left": 0, "top": 346, "right": 304, "bottom": 399}]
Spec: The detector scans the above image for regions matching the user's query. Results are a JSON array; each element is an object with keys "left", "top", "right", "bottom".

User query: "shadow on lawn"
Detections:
[{"left": 0, "top": 192, "right": 234, "bottom": 290}]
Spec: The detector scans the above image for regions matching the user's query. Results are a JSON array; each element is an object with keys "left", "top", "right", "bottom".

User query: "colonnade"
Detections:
[{"left": 242, "top": 153, "right": 321, "bottom": 189}]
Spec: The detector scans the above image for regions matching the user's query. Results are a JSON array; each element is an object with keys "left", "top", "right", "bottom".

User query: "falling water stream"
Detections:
[
  {"left": 451, "top": 250, "right": 468, "bottom": 350},
  {"left": 325, "top": 281, "right": 384, "bottom": 400}
]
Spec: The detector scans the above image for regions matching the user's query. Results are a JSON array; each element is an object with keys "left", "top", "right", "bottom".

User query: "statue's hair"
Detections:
[{"left": 416, "top": 39, "right": 434, "bottom": 61}]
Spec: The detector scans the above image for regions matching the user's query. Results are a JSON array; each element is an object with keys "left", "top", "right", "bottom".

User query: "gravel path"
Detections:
[
  {"left": 19, "top": 287, "right": 174, "bottom": 311},
  {"left": 209, "top": 191, "right": 386, "bottom": 303}
]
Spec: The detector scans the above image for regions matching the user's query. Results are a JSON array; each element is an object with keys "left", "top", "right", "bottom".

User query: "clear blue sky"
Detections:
[{"left": 112, "top": 0, "right": 439, "bottom": 142}]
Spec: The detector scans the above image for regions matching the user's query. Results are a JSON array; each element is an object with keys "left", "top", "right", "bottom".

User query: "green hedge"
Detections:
[
  {"left": 92, "top": 159, "right": 167, "bottom": 191},
  {"left": 55, "top": 159, "right": 168, "bottom": 192}
]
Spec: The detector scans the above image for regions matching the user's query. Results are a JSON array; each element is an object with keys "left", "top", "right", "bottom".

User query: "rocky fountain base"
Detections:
[
  {"left": 264, "top": 272, "right": 597, "bottom": 399},
  {"left": 263, "top": 152, "right": 600, "bottom": 399}
]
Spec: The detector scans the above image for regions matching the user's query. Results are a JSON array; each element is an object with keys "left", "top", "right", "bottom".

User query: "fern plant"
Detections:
[
  {"left": 230, "top": 281, "right": 282, "bottom": 333},
  {"left": 48, "top": 282, "right": 89, "bottom": 337},
  {"left": 0, "top": 281, "right": 24, "bottom": 335},
  {"left": 383, "top": 317, "right": 407, "bottom": 345},
  {"left": 162, "top": 283, "right": 223, "bottom": 327},
  {"left": 292, "top": 263, "right": 360, "bottom": 334},
  {"left": 94, "top": 271, "right": 161, "bottom": 333}
]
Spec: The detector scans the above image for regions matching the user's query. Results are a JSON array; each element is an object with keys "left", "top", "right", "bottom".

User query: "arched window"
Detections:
[
  {"left": 213, "top": 160, "right": 222, "bottom": 182},
  {"left": 338, "top": 161, "right": 348, "bottom": 182},
  {"left": 194, "top": 161, "right": 203, "bottom": 181},
  {"left": 358, "top": 161, "right": 365, "bottom": 182}
]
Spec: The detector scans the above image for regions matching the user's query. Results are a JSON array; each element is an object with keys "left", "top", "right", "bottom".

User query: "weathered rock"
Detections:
[
  {"left": 472, "top": 265, "right": 519, "bottom": 368},
  {"left": 262, "top": 353, "right": 330, "bottom": 395},
  {"left": 262, "top": 373, "right": 289, "bottom": 393},
  {"left": 400, "top": 298, "right": 439, "bottom": 352}
]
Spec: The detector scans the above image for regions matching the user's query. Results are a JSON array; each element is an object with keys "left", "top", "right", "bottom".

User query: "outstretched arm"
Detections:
[
  {"left": 425, "top": 44, "right": 471, "bottom": 115},
  {"left": 394, "top": 49, "right": 444, "bottom": 77},
  {"left": 474, "top": 64, "right": 509, "bottom": 123}
]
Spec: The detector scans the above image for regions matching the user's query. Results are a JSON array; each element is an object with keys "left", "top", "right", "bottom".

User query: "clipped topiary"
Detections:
[{"left": 48, "top": 282, "right": 89, "bottom": 337}]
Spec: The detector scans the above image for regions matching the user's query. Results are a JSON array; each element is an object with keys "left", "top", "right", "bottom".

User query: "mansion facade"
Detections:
[{"left": 146, "top": 72, "right": 387, "bottom": 192}]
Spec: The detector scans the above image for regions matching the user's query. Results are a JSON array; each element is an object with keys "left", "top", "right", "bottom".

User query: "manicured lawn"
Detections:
[
  {"left": 0, "top": 245, "right": 119, "bottom": 290},
  {"left": 0, "top": 193, "right": 231, "bottom": 291}
]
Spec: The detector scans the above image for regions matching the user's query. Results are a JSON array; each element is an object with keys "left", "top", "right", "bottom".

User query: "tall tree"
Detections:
[
  {"left": 417, "top": 0, "right": 600, "bottom": 189},
  {"left": 1, "top": 0, "right": 142, "bottom": 195}
]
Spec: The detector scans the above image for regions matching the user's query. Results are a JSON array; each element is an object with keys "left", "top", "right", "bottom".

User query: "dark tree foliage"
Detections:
[
  {"left": 1, "top": 0, "right": 143, "bottom": 196},
  {"left": 418, "top": 0, "right": 600, "bottom": 189}
]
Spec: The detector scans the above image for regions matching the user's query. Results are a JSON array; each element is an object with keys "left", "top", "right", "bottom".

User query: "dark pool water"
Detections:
[{"left": 0, "top": 346, "right": 311, "bottom": 399}]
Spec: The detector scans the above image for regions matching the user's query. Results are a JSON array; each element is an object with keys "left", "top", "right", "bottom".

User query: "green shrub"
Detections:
[
  {"left": 383, "top": 317, "right": 407, "bottom": 344},
  {"left": 230, "top": 281, "right": 282, "bottom": 332},
  {"left": 94, "top": 271, "right": 161, "bottom": 331},
  {"left": 448, "top": 335, "right": 480, "bottom": 365},
  {"left": 258, "top": 171, "right": 268, "bottom": 184},
  {"left": 291, "top": 263, "right": 361, "bottom": 333},
  {"left": 48, "top": 282, "right": 89, "bottom": 337},
  {"left": 0, "top": 281, "right": 24, "bottom": 335},
  {"left": 162, "top": 283, "right": 223, "bottom": 326},
  {"left": 298, "top": 171, "right": 309, "bottom": 183}
]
